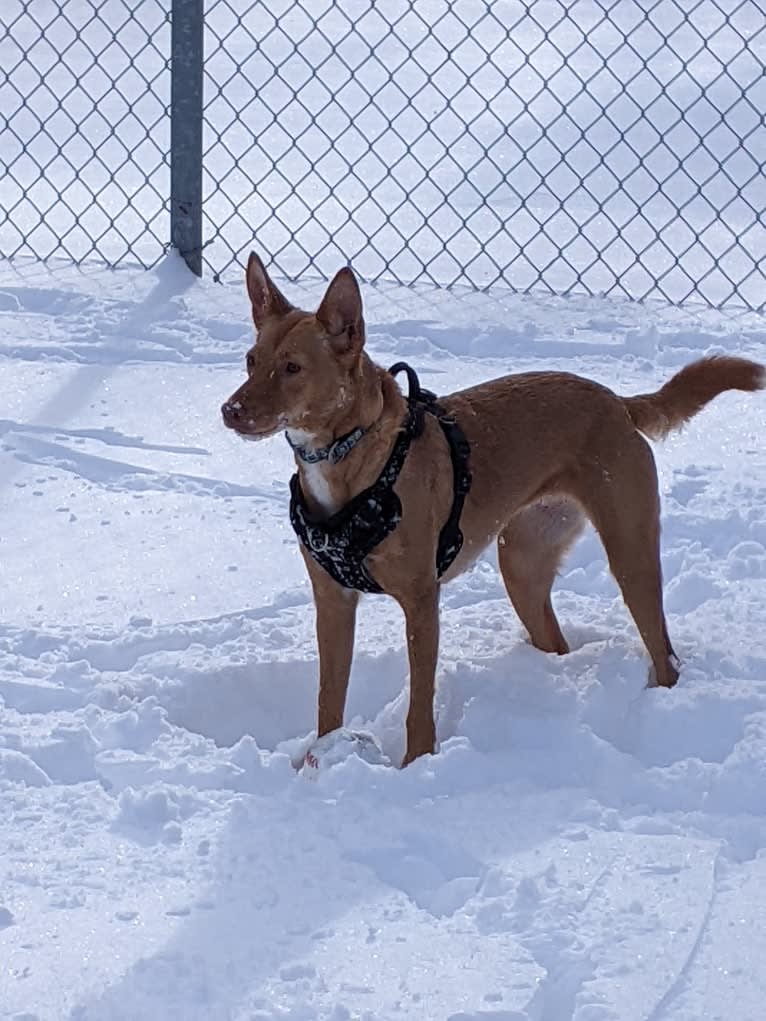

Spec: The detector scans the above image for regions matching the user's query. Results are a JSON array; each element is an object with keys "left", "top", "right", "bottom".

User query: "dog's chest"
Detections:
[{"left": 299, "top": 462, "right": 338, "bottom": 515}]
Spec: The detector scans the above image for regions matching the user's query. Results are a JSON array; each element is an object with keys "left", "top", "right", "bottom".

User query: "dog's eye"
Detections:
[
  {"left": 285, "top": 361, "right": 302, "bottom": 375},
  {"left": 246, "top": 353, "right": 255, "bottom": 371}
]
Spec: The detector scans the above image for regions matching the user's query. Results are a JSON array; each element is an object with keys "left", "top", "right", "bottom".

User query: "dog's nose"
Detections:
[{"left": 221, "top": 400, "right": 242, "bottom": 423}]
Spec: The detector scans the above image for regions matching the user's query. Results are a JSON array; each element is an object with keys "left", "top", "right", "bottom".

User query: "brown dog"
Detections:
[{"left": 222, "top": 254, "right": 764, "bottom": 765}]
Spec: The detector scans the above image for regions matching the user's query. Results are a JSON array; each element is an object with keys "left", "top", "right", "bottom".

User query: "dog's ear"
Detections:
[
  {"left": 245, "top": 252, "right": 293, "bottom": 330},
  {"left": 316, "top": 267, "right": 365, "bottom": 358}
]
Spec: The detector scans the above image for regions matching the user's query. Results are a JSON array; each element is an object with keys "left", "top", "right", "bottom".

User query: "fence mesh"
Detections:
[
  {"left": 1, "top": 0, "right": 169, "bottom": 268},
  {"left": 2, "top": 0, "right": 765, "bottom": 309},
  {"left": 203, "top": 0, "right": 766, "bottom": 308}
]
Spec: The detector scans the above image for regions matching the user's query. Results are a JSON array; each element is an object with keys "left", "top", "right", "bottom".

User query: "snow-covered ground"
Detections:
[{"left": 1, "top": 255, "right": 766, "bottom": 1020}]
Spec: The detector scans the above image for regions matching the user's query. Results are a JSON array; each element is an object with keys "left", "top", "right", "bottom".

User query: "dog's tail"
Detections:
[{"left": 623, "top": 356, "right": 764, "bottom": 440}]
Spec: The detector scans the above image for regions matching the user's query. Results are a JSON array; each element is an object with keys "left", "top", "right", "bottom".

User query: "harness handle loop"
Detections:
[{"left": 388, "top": 362, "right": 437, "bottom": 407}]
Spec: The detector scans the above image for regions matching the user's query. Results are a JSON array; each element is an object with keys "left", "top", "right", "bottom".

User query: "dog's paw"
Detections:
[
  {"left": 300, "top": 728, "right": 390, "bottom": 778},
  {"left": 647, "top": 658, "right": 681, "bottom": 689}
]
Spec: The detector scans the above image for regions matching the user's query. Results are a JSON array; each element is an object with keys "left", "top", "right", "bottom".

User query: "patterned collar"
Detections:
[{"left": 285, "top": 424, "right": 369, "bottom": 465}]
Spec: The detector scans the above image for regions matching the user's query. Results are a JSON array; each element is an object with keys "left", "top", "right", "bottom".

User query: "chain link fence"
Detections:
[
  {"left": 1, "top": 0, "right": 169, "bottom": 268},
  {"left": 2, "top": 0, "right": 765, "bottom": 309}
]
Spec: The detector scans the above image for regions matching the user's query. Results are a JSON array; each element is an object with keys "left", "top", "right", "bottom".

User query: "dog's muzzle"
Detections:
[{"left": 221, "top": 400, "right": 247, "bottom": 430}]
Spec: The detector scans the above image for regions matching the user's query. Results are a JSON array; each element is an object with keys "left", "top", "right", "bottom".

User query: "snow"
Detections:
[{"left": 1, "top": 255, "right": 766, "bottom": 1020}]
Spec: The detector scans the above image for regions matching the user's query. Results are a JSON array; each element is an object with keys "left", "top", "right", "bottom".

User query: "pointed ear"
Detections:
[
  {"left": 316, "top": 267, "right": 365, "bottom": 357},
  {"left": 245, "top": 252, "right": 293, "bottom": 330}
]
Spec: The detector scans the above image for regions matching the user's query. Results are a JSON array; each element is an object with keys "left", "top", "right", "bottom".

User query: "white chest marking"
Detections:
[
  {"left": 287, "top": 429, "right": 338, "bottom": 514},
  {"left": 301, "top": 461, "right": 336, "bottom": 513}
]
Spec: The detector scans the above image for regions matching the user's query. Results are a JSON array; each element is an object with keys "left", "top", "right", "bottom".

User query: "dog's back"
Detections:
[{"left": 438, "top": 357, "right": 764, "bottom": 565}]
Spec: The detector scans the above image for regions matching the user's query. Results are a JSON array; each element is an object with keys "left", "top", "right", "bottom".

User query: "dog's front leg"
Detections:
[
  {"left": 399, "top": 585, "right": 440, "bottom": 766},
  {"left": 310, "top": 567, "right": 360, "bottom": 738}
]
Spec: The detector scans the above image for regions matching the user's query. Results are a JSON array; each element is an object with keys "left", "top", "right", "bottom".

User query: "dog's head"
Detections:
[{"left": 221, "top": 253, "right": 367, "bottom": 439}]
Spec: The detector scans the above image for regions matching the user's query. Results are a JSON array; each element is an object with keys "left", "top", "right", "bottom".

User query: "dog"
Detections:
[{"left": 222, "top": 253, "right": 764, "bottom": 766}]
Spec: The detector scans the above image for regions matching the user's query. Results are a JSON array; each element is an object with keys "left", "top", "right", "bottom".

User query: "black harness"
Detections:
[{"left": 289, "top": 362, "right": 472, "bottom": 594}]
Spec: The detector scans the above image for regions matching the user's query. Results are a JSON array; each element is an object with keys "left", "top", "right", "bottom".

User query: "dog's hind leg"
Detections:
[
  {"left": 573, "top": 434, "right": 678, "bottom": 688},
  {"left": 498, "top": 498, "right": 585, "bottom": 655}
]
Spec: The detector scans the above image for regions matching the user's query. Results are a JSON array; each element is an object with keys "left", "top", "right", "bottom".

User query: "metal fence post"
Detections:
[{"left": 170, "top": 0, "right": 204, "bottom": 276}]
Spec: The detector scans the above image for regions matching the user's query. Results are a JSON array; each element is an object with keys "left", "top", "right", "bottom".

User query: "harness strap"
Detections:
[
  {"left": 435, "top": 413, "right": 471, "bottom": 573},
  {"left": 289, "top": 401, "right": 419, "bottom": 594},
  {"left": 389, "top": 363, "right": 472, "bottom": 577},
  {"left": 290, "top": 362, "right": 472, "bottom": 591}
]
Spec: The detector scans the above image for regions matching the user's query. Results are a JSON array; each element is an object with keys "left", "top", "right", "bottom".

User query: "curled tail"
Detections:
[{"left": 624, "top": 355, "right": 764, "bottom": 440}]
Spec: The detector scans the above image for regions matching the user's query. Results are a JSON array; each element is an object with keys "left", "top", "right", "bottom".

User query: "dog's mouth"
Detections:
[
  {"left": 224, "top": 419, "right": 277, "bottom": 440},
  {"left": 236, "top": 427, "right": 277, "bottom": 442}
]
